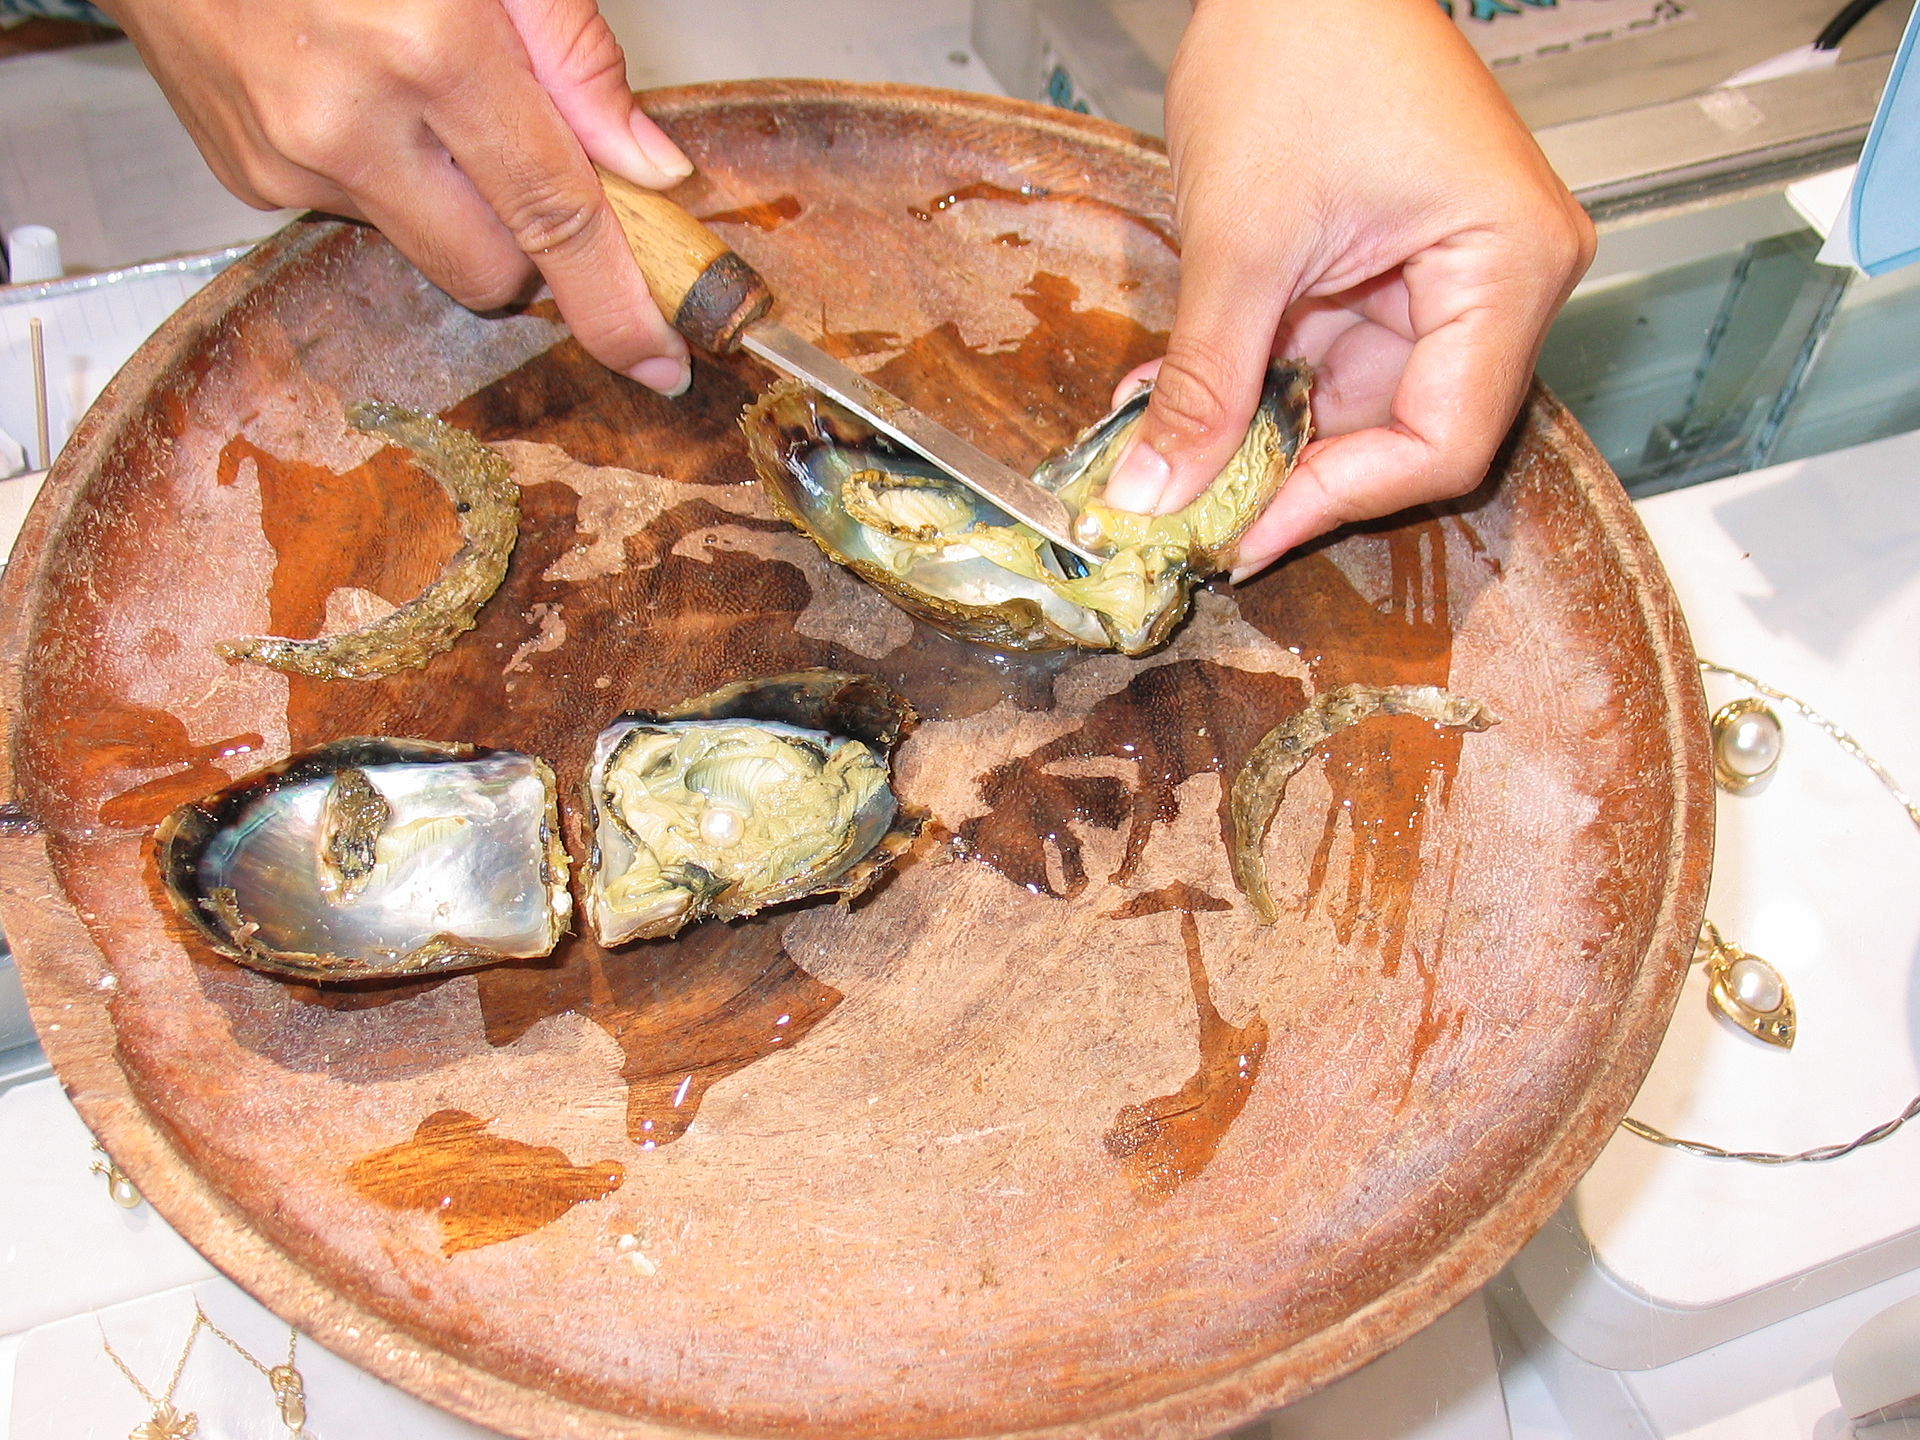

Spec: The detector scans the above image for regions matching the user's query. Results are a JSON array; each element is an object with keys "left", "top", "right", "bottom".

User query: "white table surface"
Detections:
[{"left": 1507, "top": 424, "right": 1920, "bottom": 1374}]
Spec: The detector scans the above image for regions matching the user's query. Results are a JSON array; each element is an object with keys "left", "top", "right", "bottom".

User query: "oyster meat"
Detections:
[
  {"left": 744, "top": 360, "right": 1312, "bottom": 654},
  {"left": 156, "top": 738, "right": 570, "bottom": 981},
  {"left": 586, "top": 670, "right": 922, "bottom": 945}
]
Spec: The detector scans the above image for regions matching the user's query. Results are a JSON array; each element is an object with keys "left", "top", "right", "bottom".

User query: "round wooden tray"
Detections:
[{"left": 0, "top": 81, "right": 1710, "bottom": 1439}]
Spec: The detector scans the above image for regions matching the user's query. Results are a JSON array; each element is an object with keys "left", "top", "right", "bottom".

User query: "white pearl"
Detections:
[
  {"left": 1727, "top": 955, "right": 1784, "bottom": 1015},
  {"left": 1716, "top": 708, "right": 1782, "bottom": 780},
  {"left": 700, "top": 806, "right": 744, "bottom": 847}
]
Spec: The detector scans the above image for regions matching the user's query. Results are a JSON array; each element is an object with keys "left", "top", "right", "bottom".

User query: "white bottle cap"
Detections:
[{"left": 5, "top": 225, "right": 63, "bottom": 284}]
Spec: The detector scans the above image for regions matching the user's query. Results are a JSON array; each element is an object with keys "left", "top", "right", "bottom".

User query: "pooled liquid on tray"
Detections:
[
  {"left": 75, "top": 696, "right": 263, "bottom": 830},
  {"left": 696, "top": 194, "right": 805, "bottom": 232},
  {"left": 908, "top": 182, "right": 1179, "bottom": 253},
  {"left": 1102, "top": 883, "right": 1267, "bottom": 1204},
  {"left": 954, "top": 660, "right": 1305, "bottom": 897},
  {"left": 348, "top": 1109, "right": 623, "bottom": 1256}
]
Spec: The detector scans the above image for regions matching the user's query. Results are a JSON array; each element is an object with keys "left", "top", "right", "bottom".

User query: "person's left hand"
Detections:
[{"left": 1099, "top": 0, "right": 1596, "bottom": 579}]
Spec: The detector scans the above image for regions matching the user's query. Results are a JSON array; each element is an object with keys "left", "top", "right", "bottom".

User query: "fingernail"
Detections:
[
  {"left": 1101, "top": 437, "right": 1169, "bottom": 514},
  {"left": 629, "top": 355, "right": 692, "bottom": 397},
  {"left": 629, "top": 114, "right": 695, "bottom": 185}
]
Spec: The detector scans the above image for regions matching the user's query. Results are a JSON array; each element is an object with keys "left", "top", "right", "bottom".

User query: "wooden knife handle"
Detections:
[{"left": 599, "top": 169, "right": 772, "bottom": 354}]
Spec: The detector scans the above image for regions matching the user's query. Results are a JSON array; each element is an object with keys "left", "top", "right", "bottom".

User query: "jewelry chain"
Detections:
[
  {"left": 99, "top": 1311, "right": 205, "bottom": 1438},
  {"left": 1621, "top": 659, "right": 1920, "bottom": 1164},
  {"left": 195, "top": 1304, "right": 309, "bottom": 1437},
  {"left": 99, "top": 1313, "right": 202, "bottom": 1404}
]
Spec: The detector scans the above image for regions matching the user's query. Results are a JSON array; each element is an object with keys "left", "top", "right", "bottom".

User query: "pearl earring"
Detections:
[
  {"left": 1623, "top": 660, "right": 1920, "bottom": 1165},
  {"left": 1711, "top": 695, "right": 1783, "bottom": 794}
]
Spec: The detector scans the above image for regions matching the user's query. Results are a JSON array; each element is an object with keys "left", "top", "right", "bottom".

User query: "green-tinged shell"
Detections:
[
  {"left": 1229, "top": 685, "right": 1500, "bottom": 923},
  {"left": 585, "top": 670, "right": 924, "bottom": 945},
  {"left": 218, "top": 401, "right": 520, "bottom": 679},
  {"left": 156, "top": 738, "right": 571, "bottom": 982},
  {"left": 743, "top": 361, "right": 1312, "bottom": 655}
]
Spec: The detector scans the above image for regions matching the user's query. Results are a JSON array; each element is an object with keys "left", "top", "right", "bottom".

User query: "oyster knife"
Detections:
[{"left": 600, "top": 171, "right": 1103, "bottom": 566}]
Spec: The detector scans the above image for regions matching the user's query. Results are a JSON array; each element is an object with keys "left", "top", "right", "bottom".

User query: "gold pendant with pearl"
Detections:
[{"left": 1698, "top": 920, "right": 1795, "bottom": 1048}]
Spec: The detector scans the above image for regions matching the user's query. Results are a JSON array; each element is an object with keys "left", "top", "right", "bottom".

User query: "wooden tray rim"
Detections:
[{"left": 0, "top": 79, "right": 1714, "bottom": 1440}]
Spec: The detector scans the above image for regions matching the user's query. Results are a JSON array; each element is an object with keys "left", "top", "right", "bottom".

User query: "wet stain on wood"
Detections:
[
  {"left": 697, "top": 194, "right": 804, "bottom": 232},
  {"left": 66, "top": 699, "right": 266, "bottom": 829},
  {"left": 864, "top": 272, "right": 1166, "bottom": 475},
  {"left": 476, "top": 917, "right": 843, "bottom": 1147},
  {"left": 348, "top": 1109, "right": 624, "bottom": 1256},
  {"left": 955, "top": 660, "right": 1304, "bottom": 898},
  {"left": 908, "top": 182, "right": 1179, "bottom": 253},
  {"left": 1102, "top": 882, "right": 1267, "bottom": 1204}
]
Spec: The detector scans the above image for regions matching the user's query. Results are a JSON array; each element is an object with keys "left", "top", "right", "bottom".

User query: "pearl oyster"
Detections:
[
  {"left": 743, "top": 360, "right": 1313, "bottom": 654},
  {"left": 585, "top": 670, "right": 922, "bottom": 945},
  {"left": 156, "top": 738, "right": 569, "bottom": 982}
]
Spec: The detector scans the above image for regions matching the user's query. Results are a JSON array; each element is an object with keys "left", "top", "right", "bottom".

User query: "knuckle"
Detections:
[
  {"left": 504, "top": 186, "right": 605, "bottom": 258},
  {"left": 231, "top": 150, "right": 321, "bottom": 212},
  {"left": 375, "top": 11, "right": 461, "bottom": 91},
  {"left": 454, "top": 265, "right": 534, "bottom": 312},
  {"left": 1147, "top": 345, "right": 1241, "bottom": 444},
  {"left": 568, "top": 303, "right": 672, "bottom": 371},
  {"left": 1566, "top": 204, "right": 1599, "bottom": 275},
  {"left": 1428, "top": 463, "right": 1489, "bottom": 502},
  {"left": 419, "top": 239, "right": 533, "bottom": 311},
  {"left": 255, "top": 101, "right": 351, "bottom": 178},
  {"left": 556, "top": 15, "right": 629, "bottom": 89}
]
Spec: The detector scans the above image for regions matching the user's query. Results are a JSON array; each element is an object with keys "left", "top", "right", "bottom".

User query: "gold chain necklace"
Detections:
[
  {"left": 195, "top": 1304, "right": 310, "bottom": 1438},
  {"left": 98, "top": 1313, "right": 205, "bottom": 1440},
  {"left": 1623, "top": 660, "right": 1920, "bottom": 1164}
]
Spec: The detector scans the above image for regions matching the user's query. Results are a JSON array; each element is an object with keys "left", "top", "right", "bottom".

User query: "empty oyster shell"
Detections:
[
  {"left": 218, "top": 401, "right": 521, "bottom": 680},
  {"left": 744, "top": 360, "right": 1312, "bottom": 655},
  {"left": 585, "top": 670, "right": 922, "bottom": 945},
  {"left": 156, "top": 738, "right": 570, "bottom": 981}
]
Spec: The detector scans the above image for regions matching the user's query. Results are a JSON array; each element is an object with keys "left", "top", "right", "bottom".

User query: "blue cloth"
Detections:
[
  {"left": 1851, "top": 4, "right": 1920, "bottom": 276},
  {"left": 0, "top": 0, "right": 117, "bottom": 24}
]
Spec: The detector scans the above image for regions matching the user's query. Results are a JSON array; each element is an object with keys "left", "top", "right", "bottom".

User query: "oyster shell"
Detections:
[
  {"left": 1229, "top": 685, "right": 1499, "bottom": 923},
  {"left": 218, "top": 401, "right": 520, "bottom": 679},
  {"left": 585, "top": 670, "right": 922, "bottom": 945},
  {"left": 156, "top": 738, "right": 570, "bottom": 981},
  {"left": 744, "top": 360, "right": 1312, "bottom": 654}
]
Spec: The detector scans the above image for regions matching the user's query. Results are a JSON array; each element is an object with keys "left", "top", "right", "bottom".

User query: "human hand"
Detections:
[
  {"left": 1099, "top": 0, "right": 1595, "bottom": 577},
  {"left": 98, "top": 0, "right": 696, "bottom": 393}
]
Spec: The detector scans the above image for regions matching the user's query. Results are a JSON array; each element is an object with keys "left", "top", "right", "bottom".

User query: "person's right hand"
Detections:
[{"left": 98, "top": 0, "right": 696, "bottom": 394}]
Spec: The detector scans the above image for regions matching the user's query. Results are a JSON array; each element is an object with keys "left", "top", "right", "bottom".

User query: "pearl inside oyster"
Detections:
[
  {"left": 744, "top": 360, "right": 1313, "bottom": 656},
  {"left": 585, "top": 670, "right": 923, "bottom": 945}
]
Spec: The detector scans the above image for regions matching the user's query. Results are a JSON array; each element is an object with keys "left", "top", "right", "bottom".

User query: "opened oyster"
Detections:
[
  {"left": 744, "top": 360, "right": 1312, "bottom": 654},
  {"left": 156, "top": 738, "right": 569, "bottom": 981},
  {"left": 585, "top": 670, "right": 922, "bottom": 945}
]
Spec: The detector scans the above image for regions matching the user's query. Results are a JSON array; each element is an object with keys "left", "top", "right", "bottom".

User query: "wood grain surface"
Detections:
[{"left": 0, "top": 82, "right": 1712, "bottom": 1440}]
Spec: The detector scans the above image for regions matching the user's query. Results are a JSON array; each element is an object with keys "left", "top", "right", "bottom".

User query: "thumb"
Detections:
[
  {"left": 1100, "top": 210, "right": 1297, "bottom": 516},
  {"left": 497, "top": 0, "right": 692, "bottom": 189}
]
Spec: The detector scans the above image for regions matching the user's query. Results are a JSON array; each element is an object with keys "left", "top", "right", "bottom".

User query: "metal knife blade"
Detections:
[{"left": 740, "top": 322, "right": 1104, "bottom": 567}]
